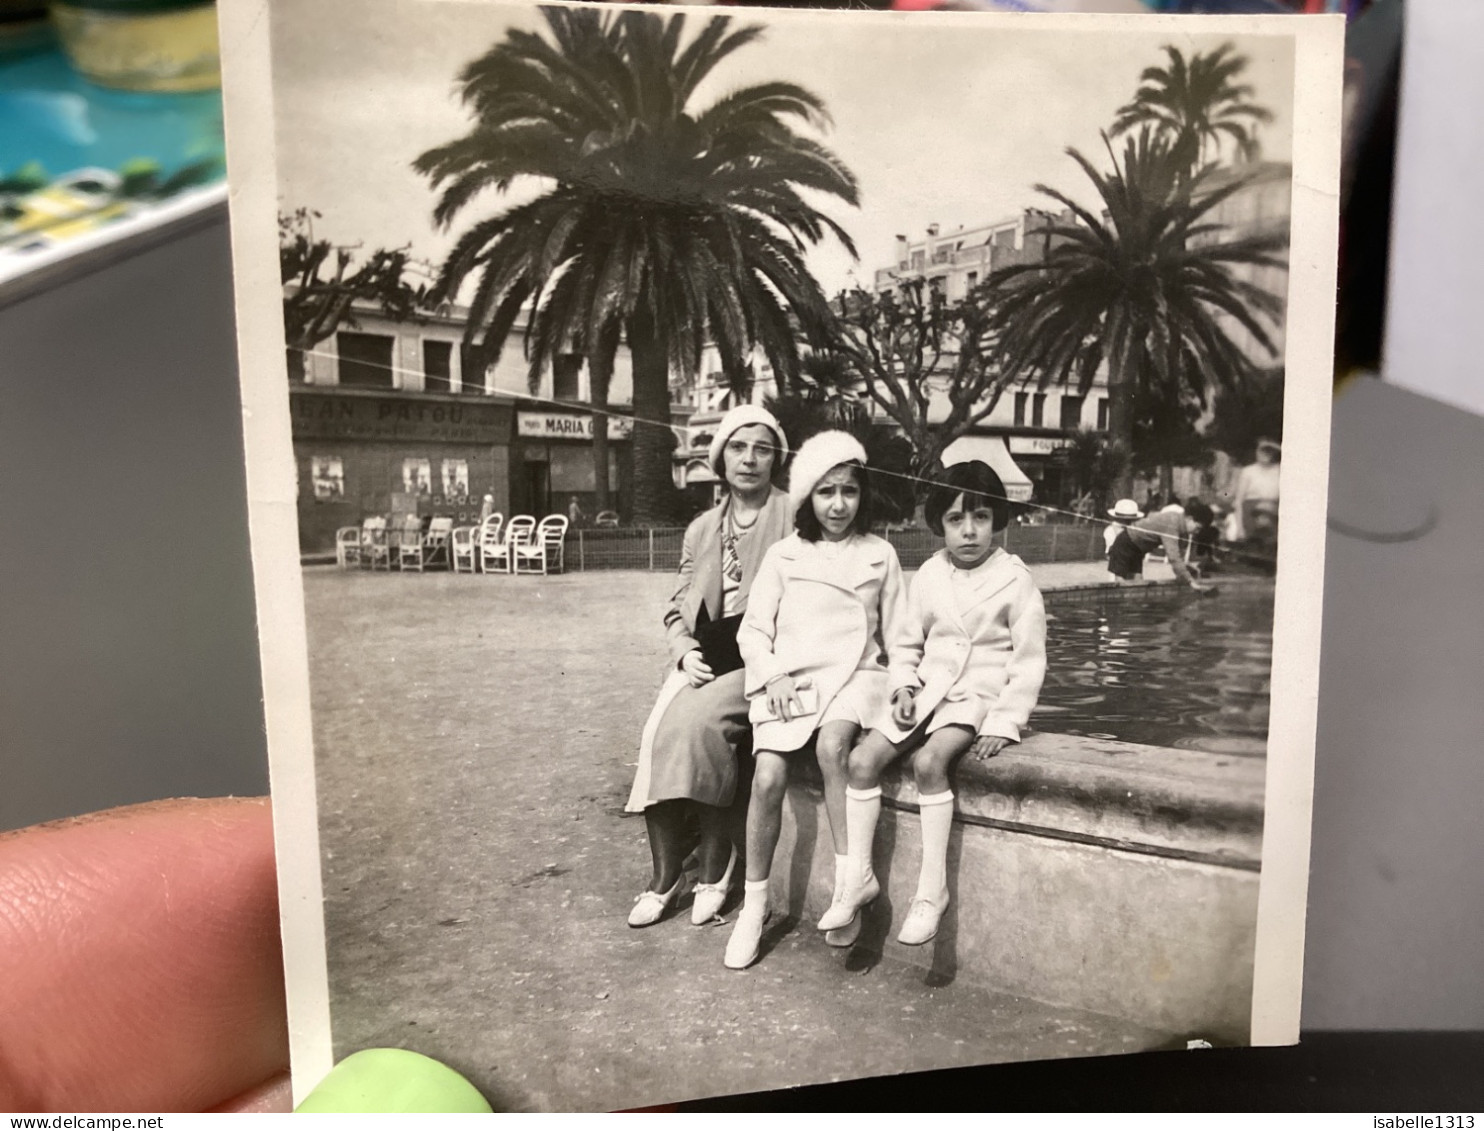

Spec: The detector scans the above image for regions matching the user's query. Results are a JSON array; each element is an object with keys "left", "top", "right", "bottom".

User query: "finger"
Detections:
[
  {"left": 210, "top": 1072, "right": 294, "bottom": 1114},
  {"left": 0, "top": 797, "right": 287, "bottom": 1113}
]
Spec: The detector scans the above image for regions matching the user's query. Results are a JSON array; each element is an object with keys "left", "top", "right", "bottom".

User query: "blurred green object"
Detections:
[
  {"left": 48, "top": 0, "right": 219, "bottom": 91},
  {"left": 295, "top": 1049, "right": 495, "bottom": 1114}
]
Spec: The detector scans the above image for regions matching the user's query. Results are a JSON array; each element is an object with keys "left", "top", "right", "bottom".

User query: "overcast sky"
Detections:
[{"left": 271, "top": 0, "right": 1295, "bottom": 296}]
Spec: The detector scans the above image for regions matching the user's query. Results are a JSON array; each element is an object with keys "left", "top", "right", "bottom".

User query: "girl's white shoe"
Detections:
[
  {"left": 897, "top": 893, "right": 949, "bottom": 945},
  {"left": 723, "top": 904, "right": 770, "bottom": 969},
  {"left": 824, "top": 910, "right": 862, "bottom": 948},
  {"left": 628, "top": 874, "right": 684, "bottom": 928},
  {"left": 690, "top": 846, "right": 738, "bottom": 925},
  {"left": 816, "top": 871, "right": 880, "bottom": 931}
]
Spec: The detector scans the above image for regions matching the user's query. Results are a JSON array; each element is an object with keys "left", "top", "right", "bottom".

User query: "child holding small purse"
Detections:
[
  {"left": 820, "top": 460, "right": 1047, "bottom": 947},
  {"left": 724, "top": 431, "right": 908, "bottom": 970}
]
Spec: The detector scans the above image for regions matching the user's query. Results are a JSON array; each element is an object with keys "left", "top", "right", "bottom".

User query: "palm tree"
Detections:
[
  {"left": 415, "top": 7, "right": 858, "bottom": 522},
  {"left": 979, "top": 129, "right": 1288, "bottom": 499},
  {"left": 1111, "top": 43, "right": 1274, "bottom": 172}
]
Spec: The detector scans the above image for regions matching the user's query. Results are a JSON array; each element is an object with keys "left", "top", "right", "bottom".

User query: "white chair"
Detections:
[
  {"left": 450, "top": 525, "right": 477, "bottom": 573},
  {"left": 478, "top": 513, "right": 516, "bottom": 574},
  {"left": 395, "top": 514, "right": 427, "bottom": 571},
  {"left": 514, "top": 515, "right": 568, "bottom": 575},
  {"left": 361, "top": 516, "right": 391, "bottom": 570},
  {"left": 422, "top": 516, "right": 454, "bottom": 570},
  {"left": 335, "top": 526, "right": 362, "bottom": 569},
  {"left": 486, "top": 515, "right": 535, "bottom": 574}
]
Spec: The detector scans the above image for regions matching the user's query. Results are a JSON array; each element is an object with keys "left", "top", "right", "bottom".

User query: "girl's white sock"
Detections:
[
  {"left": 833, "top": 853, "right": 849, "bottom": 896},
  {"left": 845, "top": 786, "right": 882, "bottom": 886},
  {"left": 916, "top": 790, "right": 955, "bottom": 903},
  {"left": 741, "top": 878, "right": 769, "bottom": 914}
]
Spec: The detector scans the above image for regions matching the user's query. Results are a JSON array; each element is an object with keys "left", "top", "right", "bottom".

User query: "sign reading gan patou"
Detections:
[{"left": 516, "top": 411, "right": 634, "bottom": 441}]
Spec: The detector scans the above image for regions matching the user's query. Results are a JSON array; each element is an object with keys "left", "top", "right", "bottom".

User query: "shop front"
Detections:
[
  {"left": 513, "top": 410, "right": 633, "bottom": 522},
  {"left": 941, "top": 433, "right": 1036, "bottom": 502},
  {"left": 1008, "top": 434, "right": 1075, "bottom": 512},
  {"left": 291, "top": 387, "right": 515, "bottom": 554}
]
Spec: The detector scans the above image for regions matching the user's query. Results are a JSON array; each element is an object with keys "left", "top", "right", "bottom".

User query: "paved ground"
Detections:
[{"left": 306, "top": 567, "right": 1172, "bottom": 1112}]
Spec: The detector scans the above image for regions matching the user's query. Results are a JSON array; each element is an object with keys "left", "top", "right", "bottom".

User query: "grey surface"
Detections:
[
  {"left": 0, "top": 219, "right": 268, "bottom": 829},
  {"left": 0, "top": 218, "right": 1479, "bottom": 1030},
  {"left": 1383, "top": 0, "right": 1484, "bottom": 417},
  {"left": 1303, "top": 376, "right": 1484, "bottom": 1029}
]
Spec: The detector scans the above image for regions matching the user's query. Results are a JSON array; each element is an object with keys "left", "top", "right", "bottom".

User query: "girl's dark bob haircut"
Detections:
[
  {"left": 795, "top": 461, "right": 875, "bottom": 542},
  {"left": 924, "top": 460, "right": 1011, "bottom": 535}
]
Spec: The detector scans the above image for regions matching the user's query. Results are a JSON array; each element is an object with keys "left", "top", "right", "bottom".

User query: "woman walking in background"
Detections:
[{"left": 625, "top": 406, "right": 793, "bottom": 928}]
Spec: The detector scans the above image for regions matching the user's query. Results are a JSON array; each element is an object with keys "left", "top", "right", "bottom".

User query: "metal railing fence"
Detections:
[{"left": 567, "top": 522, "right": 1103, "bottom": 572}]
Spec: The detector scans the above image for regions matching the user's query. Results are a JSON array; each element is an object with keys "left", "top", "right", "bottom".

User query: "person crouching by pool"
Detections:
[
  {"left": 1107, "top": 500, "right": 1217, "bottom": 593},
  {"left": 723, "top": 431, "right": 908, "bottom": 970},
  {"left": 824, "top": 460, "right": 1047, "bottom": 948},
  {"left": 625, "top": 405, "right": 793, "bottom": 929}
]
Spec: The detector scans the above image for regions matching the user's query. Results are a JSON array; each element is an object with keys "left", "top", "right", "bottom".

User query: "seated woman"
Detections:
[{"left": 624, "top": 406, "right": 793, "bottom": 928}]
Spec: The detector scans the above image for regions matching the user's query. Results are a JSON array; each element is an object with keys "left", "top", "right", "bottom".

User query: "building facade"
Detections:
[
  {"left": 865, "top": 209, "right": 1113, "bottom": 510},
  {"left": 290, "top": 302, "right": 636, "bottom": 552}
]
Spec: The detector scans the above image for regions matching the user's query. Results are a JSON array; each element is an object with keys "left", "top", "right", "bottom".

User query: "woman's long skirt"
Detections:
[{"left": 624, "top": 668, "right": 751, "bottom": 813}]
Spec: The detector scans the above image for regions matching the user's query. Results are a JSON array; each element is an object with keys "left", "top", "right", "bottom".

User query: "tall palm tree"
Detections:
[
  {"left": 1111, "top": 43, "right": 1274, "bottom": 172},
  {"left": 979, "top": 129, "right": 1288, "bottom": 498},
  {"left": 415, "top": 7, "right": 858, "bottom": 522}
]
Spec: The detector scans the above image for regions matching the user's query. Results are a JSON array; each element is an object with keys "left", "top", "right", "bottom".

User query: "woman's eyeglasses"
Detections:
[{"left": 724, "top": 441, "right": 776, "bottom": 460}]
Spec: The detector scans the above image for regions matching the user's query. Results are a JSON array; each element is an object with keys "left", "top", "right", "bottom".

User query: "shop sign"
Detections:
[
  {"left": 517, "top": 412, "right": 633, "bottom": 441},
  {"left": 292, "top": 392, "right": 510, "bottom": 443},
  {"left": 1009, "top": 436, "right": 1071, "bottom": 455}
]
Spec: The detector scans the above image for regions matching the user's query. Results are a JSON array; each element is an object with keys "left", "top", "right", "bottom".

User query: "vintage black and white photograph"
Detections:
[{"left": 221, "top": 0, "right": 1341, "bottom": 1111}]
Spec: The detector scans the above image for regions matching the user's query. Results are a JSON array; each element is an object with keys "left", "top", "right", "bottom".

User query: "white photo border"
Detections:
[{"left": 217, "top": 0, "right": 1343, "bottom": 1104}]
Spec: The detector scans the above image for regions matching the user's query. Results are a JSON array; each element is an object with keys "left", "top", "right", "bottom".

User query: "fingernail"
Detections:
[{"left": 295, "top": 1049, "right": 493, "bottom": 1113}]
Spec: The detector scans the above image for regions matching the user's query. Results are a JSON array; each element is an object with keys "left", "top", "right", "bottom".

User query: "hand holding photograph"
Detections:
[{"left": 218, "top": 0, "right": 1342, "bottom": 1110}]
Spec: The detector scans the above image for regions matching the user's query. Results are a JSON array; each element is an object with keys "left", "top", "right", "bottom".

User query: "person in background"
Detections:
[
  {"left": 1189, "top": 497, "right": 1223, "bottom": 572},
  {"left": 1232, "top": 438, "right": 1281, "bottom": 552},
  {"left": 1107, "top": 501, "right": 1217, "bottom": 592},
  {"left": 1104, "top": 498, "right": 1144, "bottom": 557},
  {"left": 567, "top": 494, "right": 586, "bottom": 528}
]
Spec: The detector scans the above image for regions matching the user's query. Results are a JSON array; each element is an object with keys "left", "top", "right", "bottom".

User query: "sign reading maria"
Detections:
[{"left": 517, "top": 411, "right": 634, "bottom": 441}]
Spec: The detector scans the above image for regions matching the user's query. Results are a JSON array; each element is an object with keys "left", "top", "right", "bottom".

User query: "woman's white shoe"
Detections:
[
  {"left": 723, "top": 905, "right": 770, "bottom": 969},
  {"left": 690, "top": 846, "right": 738, "bottom": 925},
  {"left": 628, "top": 874, "right": 684, "bottom": 928}
]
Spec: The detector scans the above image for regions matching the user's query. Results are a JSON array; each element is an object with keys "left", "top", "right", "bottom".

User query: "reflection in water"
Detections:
[{"left": 1034, "top": 584, "right": 1274, "bottom": 755}]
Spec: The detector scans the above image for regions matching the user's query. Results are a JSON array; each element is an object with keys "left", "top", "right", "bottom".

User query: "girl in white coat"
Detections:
[
  {"left": 821, "top": 460, "right": 1047, "bottom": 947},
  {"left": 724, "top": 431, "right": 908, "bottom": 970}
]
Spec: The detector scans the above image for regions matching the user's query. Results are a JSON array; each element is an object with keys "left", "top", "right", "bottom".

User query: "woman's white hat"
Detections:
[
  {"left": 1107, "top": 498, "right": 1144, "bottom": 520},
  {"left": 707, "top": 404, "right": 788, "bottom": 477},
  {"left": 788, "top": 430, "right": 868, "bottom": 514}
]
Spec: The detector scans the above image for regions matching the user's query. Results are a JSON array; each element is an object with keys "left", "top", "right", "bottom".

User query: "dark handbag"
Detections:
[{"left": 692, "top": 607, "right": 745, "bottom": 677}]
